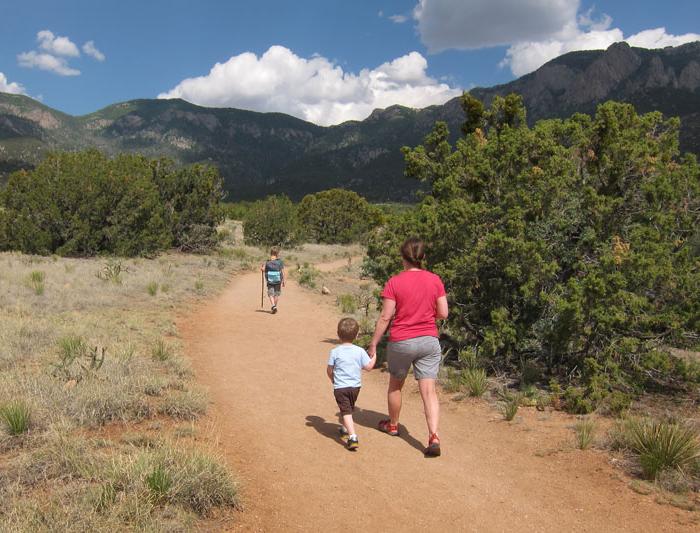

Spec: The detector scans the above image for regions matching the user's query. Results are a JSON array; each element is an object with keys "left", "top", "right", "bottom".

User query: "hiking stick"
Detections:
[{"left": 261, "top": 271, "right": 265, "bottom": 309}]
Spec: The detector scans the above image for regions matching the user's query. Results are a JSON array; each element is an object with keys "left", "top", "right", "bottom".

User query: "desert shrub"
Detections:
[
  {"left": 96, "top": 260, "right": 127, "bottom": 283},
  {"left": 497, "top": 389, "right": 520, "bottom": 421},
  {"left": 574, "top": 417, "right": 597, "bottom": 449},
  {"left": 337, "top": 294, "right": 356, "bottom": 314},
  {"left": 297, "top": 188, "right": 382, "bottom": 244},
  {"left": 462, "top": 368, "right": 488, "bottom": 397},
  {"left": 0, "top": 400, "right": 32, "bottom": 435},
  {"left": 0, "top": 150, "right": 224, "bottom": 257},
  {"left": 365, "top": 95, "right": 700, "bottom": 403},
  {"left": 242, "top": 195, "right": 300, "bottom": 247},
  {"left": 296, "top": 263, "right": 319, "bottom": 288},
  {"left": 147, "top": 282, "right": 159, "bottom": 296}
]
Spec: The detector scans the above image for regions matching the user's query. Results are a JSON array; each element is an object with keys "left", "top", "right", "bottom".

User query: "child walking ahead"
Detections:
[{"left": 327, "top": 318, "right": 376, "bottom": 450}]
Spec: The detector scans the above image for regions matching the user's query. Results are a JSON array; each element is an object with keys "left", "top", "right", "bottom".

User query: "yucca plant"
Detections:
[
  {"left": 574, "top": 417, "right": 597, "bottom": 450},
  {"left": 462, "top": 368, "right": 488, "bottom": 397},
  {"left": 0, "top": 400, "right": 32, "bottom": 435},
  {"left": 497, "top": 389, "right": 520, "bottom": 421},
  {"left": 624, "top": 418, "right": 700, "bottom": 480},
  {"left": 151, "top": 339, "right": 172, "bottom": 361}
]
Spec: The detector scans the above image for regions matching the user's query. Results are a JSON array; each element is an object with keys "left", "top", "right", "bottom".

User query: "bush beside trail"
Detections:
[
  {"left": 0, "top": 150, "right": 224, "bottom": 257},
  {"left": 297, "top": 188, "right": 383, "bottom": 244},
  {"left": 365, "top": 94, "right": 700, "bottom": 411},
  {"left": 242, "top": 194, "right": 301, "bottom": 247}
]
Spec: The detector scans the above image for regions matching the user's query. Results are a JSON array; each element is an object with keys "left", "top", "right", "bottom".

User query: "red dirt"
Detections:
[{"left": 179, "top": 266, "right": 698, "bottom": 532}]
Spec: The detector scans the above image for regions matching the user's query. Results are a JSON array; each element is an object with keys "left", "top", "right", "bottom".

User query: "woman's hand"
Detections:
[{"left": 367, "top": 343, "right": 377, "bottom": 358}]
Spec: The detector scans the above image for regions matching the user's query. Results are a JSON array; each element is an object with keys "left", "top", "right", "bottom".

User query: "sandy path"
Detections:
[{"left": 179, "top": 267, "right": 697, "bottom": 532}]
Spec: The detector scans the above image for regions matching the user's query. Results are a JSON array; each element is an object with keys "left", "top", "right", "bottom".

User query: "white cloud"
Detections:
[
  {"left": 37, "top": 30, "right": 80, "bottom": 57},
  {"left": 158, "top": 46, "right": 460, "bottom": 126},
  {"left": 626, "top": 27, "right": 700, "bottom": 49},
  {"left": 0, "top": 72, "right": 26, "bottom": 95},
  {"left": 17, "top": 51, "right": 81, "bottom": 76},
  {"left": 414, "top": 0, "right": 579, "bottom": 51},
  {"left": 82, "top": 40, "right": 106, "bottom": 61},
  {"left": 413, "top": 1, "right": 700, "bottom": 78},
  {"left": 389, "top": 14, "right": 409, "bottom": 24},
  {"left": 501, "top": 26, "right": 700, "bottom": 77}
]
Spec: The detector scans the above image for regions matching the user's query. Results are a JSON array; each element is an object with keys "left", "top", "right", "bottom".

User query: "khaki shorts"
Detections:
[
  {"left": 267, "top": 283, "right": 281, "bottom": 297},
  {"left": 387, "top": 336, "right": 442, "bottom": 380}
]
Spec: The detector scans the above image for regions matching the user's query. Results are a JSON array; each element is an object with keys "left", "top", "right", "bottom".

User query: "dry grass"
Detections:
[{"left": 0, "top": 248, "right": 245, "bottom": 530}]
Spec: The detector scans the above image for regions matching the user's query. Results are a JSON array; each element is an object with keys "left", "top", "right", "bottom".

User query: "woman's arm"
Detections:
[
  {"left": 435, "top": 295, "right": 449, "bottom": 319},
  {"left": 368, "top": 298, "right": 396, "bottom": 357}
]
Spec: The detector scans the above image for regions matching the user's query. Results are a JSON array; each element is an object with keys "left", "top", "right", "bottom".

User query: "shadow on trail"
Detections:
[
  {"left": 305, "top": 415, "right": 345, "bottom": 448},
  {"left": 353, "top": 408, "right": 425, "bottom": 453},
  {"left": 305, "top": 407, "right": 425, "bottom": 453},
  {"left": 254, "top": 309, "right": 273, "bottom": 314},
  {"left": 320, "top": 338, "right": 341, "bottom": 345}
]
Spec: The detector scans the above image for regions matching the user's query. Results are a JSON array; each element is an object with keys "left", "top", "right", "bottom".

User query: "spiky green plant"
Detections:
[
  {"left": 0, "top": 400, "right": 32, "bottom": 435},
  {"left": 574, "top": 417, "right": 597, "bottom": 449},
  {"left": 624, "top": 418, "right": 700, "bottom": 480},
  {"left": 151, "top": 339, "right": 172, "bottom": 361},
  {"left": 462, "top": 368, "right": 488, "bottom": 397},
  {"left": 26, "top": 270, "right": 45, "bottom": 295},
  {"left": 145, "top": 464, "right": 173, "bottom": 502},
  {"left": 147, "top": 281, "right": 159, "bottom": 296}
]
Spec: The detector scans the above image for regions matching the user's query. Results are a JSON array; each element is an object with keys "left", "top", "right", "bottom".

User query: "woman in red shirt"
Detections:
[{"left": 368, "top": 237, "right": 448, "bottom": 456}]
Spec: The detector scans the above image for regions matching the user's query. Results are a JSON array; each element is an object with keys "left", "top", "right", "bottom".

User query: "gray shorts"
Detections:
[
  {"left": 267, "top": 283, "right": 281, "bottom": 297},
  {"left": 387, "top": 336, "right": 442, "bottom": 380}
]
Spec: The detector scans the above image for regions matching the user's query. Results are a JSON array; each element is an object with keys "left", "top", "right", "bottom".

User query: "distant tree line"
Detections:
[
  {"left": 364, "top": 94, "right": 700, "bottom": 411},
  {"left": 0, "top": 150, "right": 224, "bottom": 256}
]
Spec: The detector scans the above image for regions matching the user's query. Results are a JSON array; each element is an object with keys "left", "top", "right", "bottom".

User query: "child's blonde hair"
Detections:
[{"left": 337, "top": 317, "right": 359, "bottom": 343}]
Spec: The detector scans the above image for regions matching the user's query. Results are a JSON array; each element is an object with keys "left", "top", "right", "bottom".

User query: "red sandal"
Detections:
[
  {"left": 378, "top": 419, "right": 399, "bottom": 436},
  {"left": 425, "top": 433, "right": 441, "bottom": 457}
]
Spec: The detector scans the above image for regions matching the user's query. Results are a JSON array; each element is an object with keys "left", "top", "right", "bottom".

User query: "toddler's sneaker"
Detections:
[
  {"left": 338, "top": 426, "right": 349, "bottom": 441},
  {"left": 271, "top": 305, "right": 277, "bottom": 314},
  {"left": 346, "top": 435, "right": 359, "bottom": 451}
]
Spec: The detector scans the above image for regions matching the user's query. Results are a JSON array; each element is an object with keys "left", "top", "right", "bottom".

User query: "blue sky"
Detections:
[{"left": 1, "top": 0, "right": 698, "bottom": 125}]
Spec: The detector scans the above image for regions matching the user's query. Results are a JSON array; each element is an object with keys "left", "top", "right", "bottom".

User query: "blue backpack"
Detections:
[{"left": 265, "top": 259, "right": 283, "bottom": 284}]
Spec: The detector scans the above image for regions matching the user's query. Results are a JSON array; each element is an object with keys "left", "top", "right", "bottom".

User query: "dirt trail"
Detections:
[{"left": 179, "top": 266, "right": 697, "bottom": 532}]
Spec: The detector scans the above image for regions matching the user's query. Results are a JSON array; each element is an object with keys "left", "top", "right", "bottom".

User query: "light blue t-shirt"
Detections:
[{"left": 327, "top": 344, "right": 371, "bottom": 389}]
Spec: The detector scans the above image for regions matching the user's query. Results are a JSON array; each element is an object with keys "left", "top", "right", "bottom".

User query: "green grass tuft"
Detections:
[
  {"left": 574, "top": 417, "right": 597, "bottom": 450},
  {"left": 151, "top": 339, "right": 172, "bottom": 361},
  {"left": 462, "top": 368, "right": 488, "bottom": 397},
  {"left": 146, "top": 281, "right": 159, "bottom": 296},
  {"left": 0, "top": 400, "right": 32, "bottom": 435}
]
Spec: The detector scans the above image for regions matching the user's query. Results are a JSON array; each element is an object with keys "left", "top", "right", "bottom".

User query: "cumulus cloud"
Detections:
[
  {"left": 17, "top": 51, "right": 80, "bottom": 76},
  {"left": 414, "top": 0, "right": 578, "bottom": 52},
  {"left": 37, "top": 30, "right": 80, "bottom": 57},
  {"left": 0, "top": 72, "right": 26, "bottom": 95},
  {"left": 158, "top": 46, "right": 460, "bottom": 126},
  {"left": 82, "top": 40, "right": 106, "bottom": 61},
  {"left": 501, "top": 26, "right": 700, "bottom": 77},
  {"left": 413, "top": 0, "right": 700, "bottom": 77}
]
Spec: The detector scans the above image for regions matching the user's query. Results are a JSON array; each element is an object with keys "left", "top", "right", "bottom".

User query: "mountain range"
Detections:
[{"left": 1, "top": 41, "right": 699, "bottom": 201}]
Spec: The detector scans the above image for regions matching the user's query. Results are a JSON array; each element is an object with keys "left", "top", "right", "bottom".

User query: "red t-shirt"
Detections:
[{"left": 381, "top": 270, "right": 446, "bottom": 342}]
